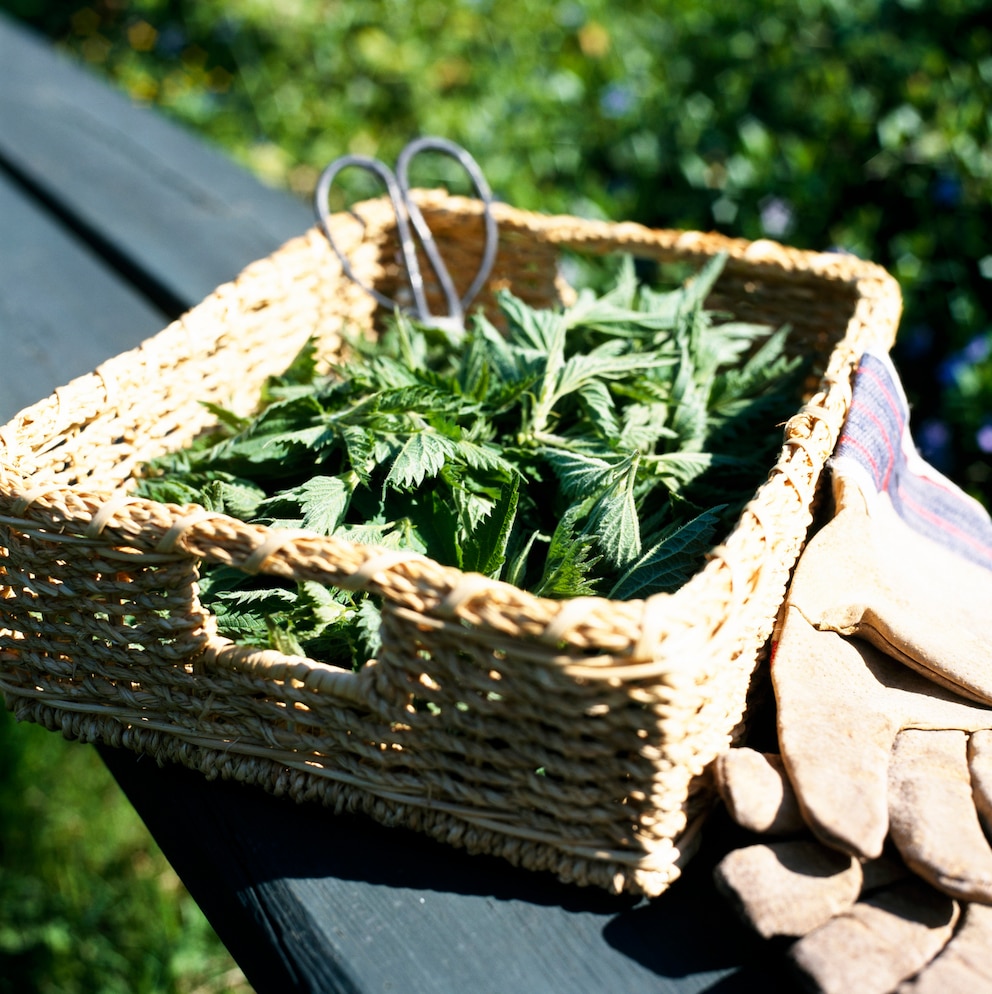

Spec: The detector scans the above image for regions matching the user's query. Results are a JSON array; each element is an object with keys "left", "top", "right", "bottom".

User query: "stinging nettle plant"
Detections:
[{"left": 137, "top": 252, "right": 806, "bottom": 670}]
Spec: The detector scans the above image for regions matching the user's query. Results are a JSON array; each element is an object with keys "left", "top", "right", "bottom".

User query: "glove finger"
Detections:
[
  {"left": 888, "top": 728, "right": 992, "bottom": 903},
  {"left": 713, "top": 840, "right": 862, "bottom": 939},
  {"left": 773, "top": 607, "right": 896, "bottom": 858},
  {"left": 789, "top": 879, "right": 959, "bottom": 994},
  {"left": 897, "top": 902, "right": 992, "bottom": 993},
  {"left": 969, "top": 729, "right": 992, "bottom": 834},
  {"left": 713, "top": 749, "right": 805, "bottom": 835}
]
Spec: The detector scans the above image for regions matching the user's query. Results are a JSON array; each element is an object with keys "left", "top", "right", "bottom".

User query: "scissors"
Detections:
[{"left": 313, "top": 136, "right": 498, "bottom": 337}]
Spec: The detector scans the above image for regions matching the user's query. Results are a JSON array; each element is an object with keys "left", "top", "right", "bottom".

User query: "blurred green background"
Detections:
[{"left": 1, "top": 0, "right": 991, "bottom": 989}]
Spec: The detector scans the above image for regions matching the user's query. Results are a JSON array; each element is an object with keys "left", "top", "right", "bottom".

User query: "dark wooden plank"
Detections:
[
  {"left": 0, "top": 13, "right": 311, "bottom": 313},
  {"left": 99, "top": 747, "right": 793, "bottom": 994},
  {"left": 0, "top": 168, "right": 166, "bottom": 421}
]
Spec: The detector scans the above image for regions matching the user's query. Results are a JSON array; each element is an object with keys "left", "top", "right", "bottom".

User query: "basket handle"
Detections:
[{"left": 201, "top": 639, "right": 373, "bottom": 710}]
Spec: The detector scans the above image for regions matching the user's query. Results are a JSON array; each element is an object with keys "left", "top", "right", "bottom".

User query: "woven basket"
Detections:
[{"left": 0, "top": 191, "right": 902, "bottom": 896}]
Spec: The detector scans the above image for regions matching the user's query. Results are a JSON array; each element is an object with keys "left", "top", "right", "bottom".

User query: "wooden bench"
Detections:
[{"left": 0, "top": 14, "right": 796, "bottom": 992}]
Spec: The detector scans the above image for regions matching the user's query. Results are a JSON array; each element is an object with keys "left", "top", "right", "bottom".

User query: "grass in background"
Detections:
[{"left": 0, "top": 710, "right": 252, "bottom": 994}]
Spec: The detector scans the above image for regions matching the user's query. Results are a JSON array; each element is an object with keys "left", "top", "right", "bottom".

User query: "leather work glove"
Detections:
[
  {"left": 713, "top": 749, "right": 992, "bottom": 994},
  {"left": 774, "top": 611, "right": 992, "bottom": 901},
  {"left": 769, "top": 350, "right": 992, "bottom": 897},
  {"left": 788, "top": 351, "right": 992, "bottom": 706}
]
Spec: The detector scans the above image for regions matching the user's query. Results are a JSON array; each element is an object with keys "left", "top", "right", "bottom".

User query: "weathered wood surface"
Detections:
[
  {"left": 0, "top": 13, "right": 796, "bottom": 992},
  {"left": 0, "top": 13, "right": 310, "bottom": 312}
]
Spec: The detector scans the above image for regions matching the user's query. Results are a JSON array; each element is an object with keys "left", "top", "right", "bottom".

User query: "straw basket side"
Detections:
[{"left": 0, "top": 192, "right": 902, "bottom": 896}]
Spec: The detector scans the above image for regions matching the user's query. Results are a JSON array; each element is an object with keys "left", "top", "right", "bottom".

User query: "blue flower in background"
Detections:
[
  {"left": 896, "top": 323, "right": 935, "bottom": 361},
  {"left": 932, "top": 171, "right": 963, "bottom": 208},
  {"left": 977, "top": 422, "right": 992, "bottom": 455},
  {"left": 759, "top": 196, "right": 794, "bottom": 238},
  {"left": 937, "top": 332, "right": 991, "bottom": 386},
  {"left": 599, "top": 83, "right": 635, "bottom": 120},
  {"left": 156, "top": 23, "right": 187, "bottom": 55},
  {"left": 962, "top": 334, "right": 991, "bottom": 364},
  {"left": 917, "top": 418, "right": 953, "bottom": 473}
]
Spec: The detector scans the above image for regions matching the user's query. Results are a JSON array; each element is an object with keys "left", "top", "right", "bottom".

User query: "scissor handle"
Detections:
[
  {"left": 314, "top": 137, "right": 498, "bottom": 335},
  {"left": 314, "top": 154, "right": 416, "bottom": 315}
]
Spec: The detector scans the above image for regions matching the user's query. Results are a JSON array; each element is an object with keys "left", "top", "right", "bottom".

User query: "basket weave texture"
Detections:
[{"left": 0, "top": 192, "right": 902, "bottom": 896}]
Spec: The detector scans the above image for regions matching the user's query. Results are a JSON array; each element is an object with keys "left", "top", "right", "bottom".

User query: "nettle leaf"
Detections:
[
  {"left": 291, "top": 580, "right": 350, "bottom": 638},
  {"left": 195, "top": 564, "right": 254, "bottom": 600},
  {"left": 712, "top": 326, "right": 802, "bottom": 414},
  {"left": 195, "top": 478, "right": 264, "bottom": 519},
  {"left": 705, "top": 321, "right": 777, "bottom": 368},
  {"left": 576, "top": 378, "right": 620, "bottom": 438},
  {"left": 300, "top": 476, "right": 353, "bottom": 534},
  {"left": 499, "top": 289, "right": 566, "bottom": 355},
  {"left": 649, "top": 451, "right": 718, "bottom": 490},
  {"left": 272, "top": 336, "right": 319, "bottom": 382},
  {"left": 502, "top": 525, "right": 543, "bottom": 590},
  {"left": 211, "top": 586, "right": 298, "bottom": 614},
  {"left": 385, "top": 431, "right": 459, "bottom": 491},
  {"left": 389, "top": 310, "right": 432, "bottom": 370},
  {"left": 451, "top": 483, "right": 497, "bottom": 535},
  {"left": 259, "top": 475, "right": 354, "bottom": 535},
  {"left": 339, "top": 424, "right": 375, "bottom": 483},
  {"left": 584, "top": 455, "right": 642, "bottom": 568},
  {"left": 460, "top": 479, "right": 520, "bottom": 578},
  {"left": 333, "top": 521, "right": 399, "bottom": 546},
  {"left": 552, "top": 350, "right": 647, "bottom": 407},
  {"left": 466, "top": 314, "right": 521, "bottom": 386},
  {"left": 609, "top": 505, "right": 726, "bottom": 600},
  {"left": 201, "top": 401, "right": 251, "bottom": 434},
  {"left": 360, "top": 353, "right": 423, "bottom": 390},
  {"left": 600, "top": 252, "right": 639, "bottom": 310},
  {"left": 542, "top": 446, "right": 621, "bottom": 499},
  {"left": 259, "top": 338, "right": 322, "bottom": 404},
  {"left": 669, "top": 363, "right": 710, "bottom": 451},
  {"left": 266, "top": 618, "right": 307, "bottom": 657},
  {"left": 353, "top": 598, "right": 383, "bottom": 662},
  {"left": 619, "top": 402, "right": 675, "bottom": 452},
  {"left": 208, "top": 585, "right": 298, "bottom": 645},
  {"left": 533, "top": 502, "right": 601, "bottom": 599},
  {"left": 404, "top": 488, "right": 461, "bottom": 566},
  {"left": 454, "top": 437, "right": 518, "bottom": 479},
  {"left": 678, "top": 251, "right": 727, "bottom": 317},
  {"left": 457, "top": 330, "right": 491, "bottom": 401},
  {"left": 136, "top": 478, "right": 205, "bottom": 507},
  {"left": 202, "top": 395, "right": 330, "bottom": 477},
  {"left": 214, "top": 612, "right": 273, "bottom": 644},
  {"left": 565, "top": 256, "right": 677, "bottom": 334},
  {"left": 636, "top": 286, "right": 686, "bottom": 332},
  {"left": 364, "top": 384, "right": 462, "bottom": 419}
]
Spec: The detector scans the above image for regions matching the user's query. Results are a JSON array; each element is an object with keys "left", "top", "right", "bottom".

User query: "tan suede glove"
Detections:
[
  {"left": 774, "top": 614, "right": 992, "bottom": 900},
  {"left": 769, "top": 351, "right": 992, "bottom": 896},
  {"left": 714, "top": 749, "right": 992, "bottom": 994},
  {"left": 707, "top": 351, "right": 992, "bottom": 991}
]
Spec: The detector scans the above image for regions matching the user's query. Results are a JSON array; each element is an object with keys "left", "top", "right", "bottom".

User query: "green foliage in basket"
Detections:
[{"left": 136, "top": 255, "right": 804, "bottom": 667}]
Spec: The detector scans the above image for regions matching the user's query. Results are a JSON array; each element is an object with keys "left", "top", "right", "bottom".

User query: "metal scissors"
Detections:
[{"left": 313, "top": 136, "right": 498, "bottom": 336}]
